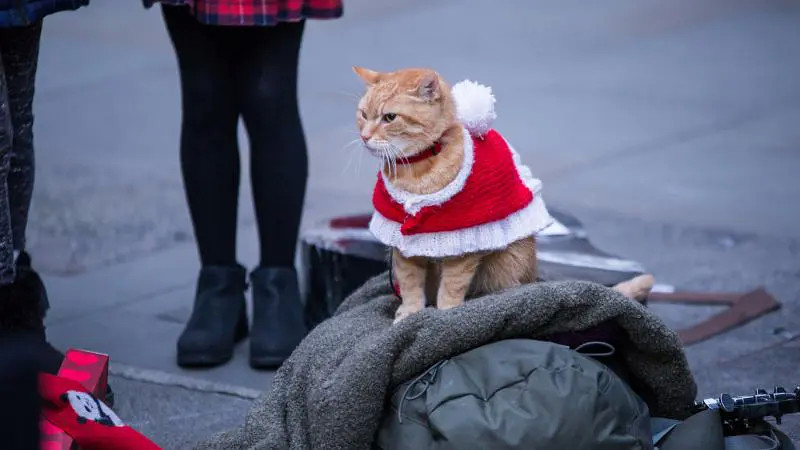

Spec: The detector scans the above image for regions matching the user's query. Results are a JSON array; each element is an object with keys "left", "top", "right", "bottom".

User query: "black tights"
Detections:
[{"left": 163, "top": 6, "right": 307, "bottom": 268}]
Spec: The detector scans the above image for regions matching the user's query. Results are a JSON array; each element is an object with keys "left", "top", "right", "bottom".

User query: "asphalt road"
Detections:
[{"left": 31, "top": 0, "right": 800, "bottom": 447}]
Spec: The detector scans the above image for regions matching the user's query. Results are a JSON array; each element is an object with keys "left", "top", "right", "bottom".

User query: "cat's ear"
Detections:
[
  {"left": 353, "top": 66, "right": 381, "bottom": 85},
  {"left": 417, "top": 72, "right": 441, "bottom": 101}
]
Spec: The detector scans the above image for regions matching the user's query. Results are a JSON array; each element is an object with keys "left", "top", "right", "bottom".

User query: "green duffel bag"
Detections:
[{"left": 375, "top": 339, "right": 653, "bottom": 450}]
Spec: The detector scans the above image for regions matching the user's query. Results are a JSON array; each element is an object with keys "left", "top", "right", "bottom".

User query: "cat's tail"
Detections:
[{"left": 612, "top": 274, "right": 655, "bottom": 302}]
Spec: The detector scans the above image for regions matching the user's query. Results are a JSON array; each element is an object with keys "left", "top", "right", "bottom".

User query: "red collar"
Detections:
[{"left": 397, "top": 142, "right": 442, "bottom": 165}]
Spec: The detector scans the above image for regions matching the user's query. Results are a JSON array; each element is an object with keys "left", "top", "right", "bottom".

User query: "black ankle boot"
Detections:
[
  {"left": 1, "top": 253, "right": 115, "bottom": 406},
  {"left": 249, "top": 267, "right": 307, "bottom": 369},
  {"left": 177, "top": 265, "right": 249, "bottom": 367},
  {"left": 0, "top": 252, "right": 63, "bottom": 375}
]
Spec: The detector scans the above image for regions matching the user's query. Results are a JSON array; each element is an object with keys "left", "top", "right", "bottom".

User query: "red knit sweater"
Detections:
[{"left": 373, "top": 129, "right": 533, "bottom": 236}]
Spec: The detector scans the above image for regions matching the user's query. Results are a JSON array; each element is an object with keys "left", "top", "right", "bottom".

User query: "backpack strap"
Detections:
[
  {"left": 724, "top": 434, "right": 780, "bottom": 450},
  {"left": 732, "top": 422, "right": 796, "bottom": 450},
  {"left": 654, "top": 410, "right": 796, "bottom": 450},
  {"left": 770, "top": 424, "right": 797, "bottom": 450},
  {"left": 657, "top": 409, "right": 726, "bottom": 450},
  {"left": 651, "top": 418, "right": 680, "bottom": 447}
]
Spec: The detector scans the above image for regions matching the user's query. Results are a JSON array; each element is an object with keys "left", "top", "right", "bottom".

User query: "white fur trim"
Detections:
[
  {"left": 451, "top": 80, "right": 497, "bottom": 137},
  {"left": 369, "top": 194, "right": 553, "bottom": 258},
  {"left": 381, "top": 127, "right": 474, "bottom": 215}
]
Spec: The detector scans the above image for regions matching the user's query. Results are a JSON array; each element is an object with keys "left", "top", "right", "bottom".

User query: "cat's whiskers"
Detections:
[
  {"left": 356, "top": 142, "right": 365, "bottom": 175},
  {"left": 389, "top": 143, "right": 410, "bottom": 166},
  {"left": 380, "top": 143, "right": 392, "bottom": 178},
  {"left": 387, "top": 144, "right": 400, "bottom": 179},
  {"left": 374, "top": 144, "right": 385, "bottom": 174},
  {"left": 331, "top": 90, "right": 363, "bottom": 101},
  {"left": 318, "top": 90, "right": 365, "bottom": 106},
  {"left": 379, "top": 142, "right": 399, "bottom": 179},
  {"left": 341, "top": 138, "right": 363, "bottom": 176},
  {"left": 378, "top": 143, "right": 392, "bottom": 179}
]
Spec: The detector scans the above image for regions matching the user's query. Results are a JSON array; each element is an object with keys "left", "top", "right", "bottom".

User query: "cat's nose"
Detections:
[{"left": 360, "top": 134, "right": 370, "bottom": 143}]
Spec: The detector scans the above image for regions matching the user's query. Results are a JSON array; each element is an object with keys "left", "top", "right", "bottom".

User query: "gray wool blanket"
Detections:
[{"left": 198, "top": 273, "right": 697, "bottom": 450}]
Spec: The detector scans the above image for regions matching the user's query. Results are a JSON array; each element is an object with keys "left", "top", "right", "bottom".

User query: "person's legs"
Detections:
[
  {"left": 237, "top": 21, "right": 308, "bottom": 269},
  {"left": 163, "top": 6, "right": 249, "bottom": 367},
  {"left": 0, "top": 22, "right": 65, "bottom": 372},
  {"left": 163, "top": 5, "right": 240, "bottom": 267},
  {"left": 0, "top": 22, "right": 40, "bottom": 285},
  {"left": 2, "top": 22, "right": 40, "bottom": 256},
  {"left": 233, "top": 21, "right": 308, "bottom": 368},
  {"left": 0, "top": 38, "right": 15, "bottom": 286}
]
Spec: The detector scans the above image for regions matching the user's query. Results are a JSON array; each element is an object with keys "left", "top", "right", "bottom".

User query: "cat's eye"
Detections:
[
  {"left": 359, "top": 110, "right": 367, "bottom": 119},
  {"left": 382, "top": 113, "right": 397, "bottom": 123}
]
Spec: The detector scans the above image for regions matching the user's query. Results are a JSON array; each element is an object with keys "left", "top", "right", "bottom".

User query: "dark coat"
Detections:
[{"left": 0, "top": 0, "right": 88, "bottom": 27}]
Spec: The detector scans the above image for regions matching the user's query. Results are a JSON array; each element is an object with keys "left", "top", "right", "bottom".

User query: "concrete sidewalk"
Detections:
[{"left": 31, "top": 0, "right": 800, "bottom": 447}]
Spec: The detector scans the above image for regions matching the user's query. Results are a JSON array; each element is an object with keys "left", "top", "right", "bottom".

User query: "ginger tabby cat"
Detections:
[{"left": 355, "top": 66, "right": 653, "bottom": 324}]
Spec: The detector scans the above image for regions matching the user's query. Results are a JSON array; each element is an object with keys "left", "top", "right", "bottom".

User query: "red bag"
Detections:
[{"left": 40, "top": 373, "right": 160, "bottom": 450}]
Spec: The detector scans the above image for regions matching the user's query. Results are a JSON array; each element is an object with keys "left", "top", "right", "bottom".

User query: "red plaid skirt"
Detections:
[{"left": 146, "top": 0, "right": 343, "bottom": 26}]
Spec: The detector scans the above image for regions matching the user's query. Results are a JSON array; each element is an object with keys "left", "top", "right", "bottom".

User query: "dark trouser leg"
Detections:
[
  {"left": 0, "top": 23, "right": 66, "bottom": 378},
  {"left": 163, "top": 5, "right": 240, "bottom": 267},
  {"left": 232, "top": 21, "right": 308, "bottom": 368},
  {"left": 162, "top": 6, "right": 249, "bottom": 367},
  {"left": 237, "top": 21, "right": 307, "bottom": 269},
  {"left": 0, "top": 23, "right": 40, "bottom": 285},
  {"left": 0, "top": 23, "right": 41, "bottom": 258},
  {"left": 0, "top": 43, "right": 13, "bottom": 285}
]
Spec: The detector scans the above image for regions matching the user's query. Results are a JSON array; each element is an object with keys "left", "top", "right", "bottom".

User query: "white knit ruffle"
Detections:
[
  {"left": 381, "top": 127, "right": 474, "bottom": 215},
  {"left": 369, "top": 192, "right": 553, "bottom": 258}
]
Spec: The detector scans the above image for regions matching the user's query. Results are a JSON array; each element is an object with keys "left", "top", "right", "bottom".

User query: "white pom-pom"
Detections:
[{"left": 451, "top": 80, "right": 497, "bottom": 137}]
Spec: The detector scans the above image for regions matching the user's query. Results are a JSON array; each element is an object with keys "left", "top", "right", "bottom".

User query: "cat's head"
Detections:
[{"left": 353, "top": 67, "right": 457, "bottom": 160}]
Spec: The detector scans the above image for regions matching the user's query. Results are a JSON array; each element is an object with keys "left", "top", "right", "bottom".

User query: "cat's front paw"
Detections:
[
  {"left": 436, "top": 297, "right": 465, "bottom": 311},
  {"left": 612, "top": 274, "right": 655, "bottom": 302},
  {"left": 393, "top": 304, "right": 421, "bottom": 324}
]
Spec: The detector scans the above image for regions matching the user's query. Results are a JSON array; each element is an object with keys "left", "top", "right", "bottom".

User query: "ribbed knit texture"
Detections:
[{"left": 370, "top": 128, "right": 553, "bottom": 257}]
